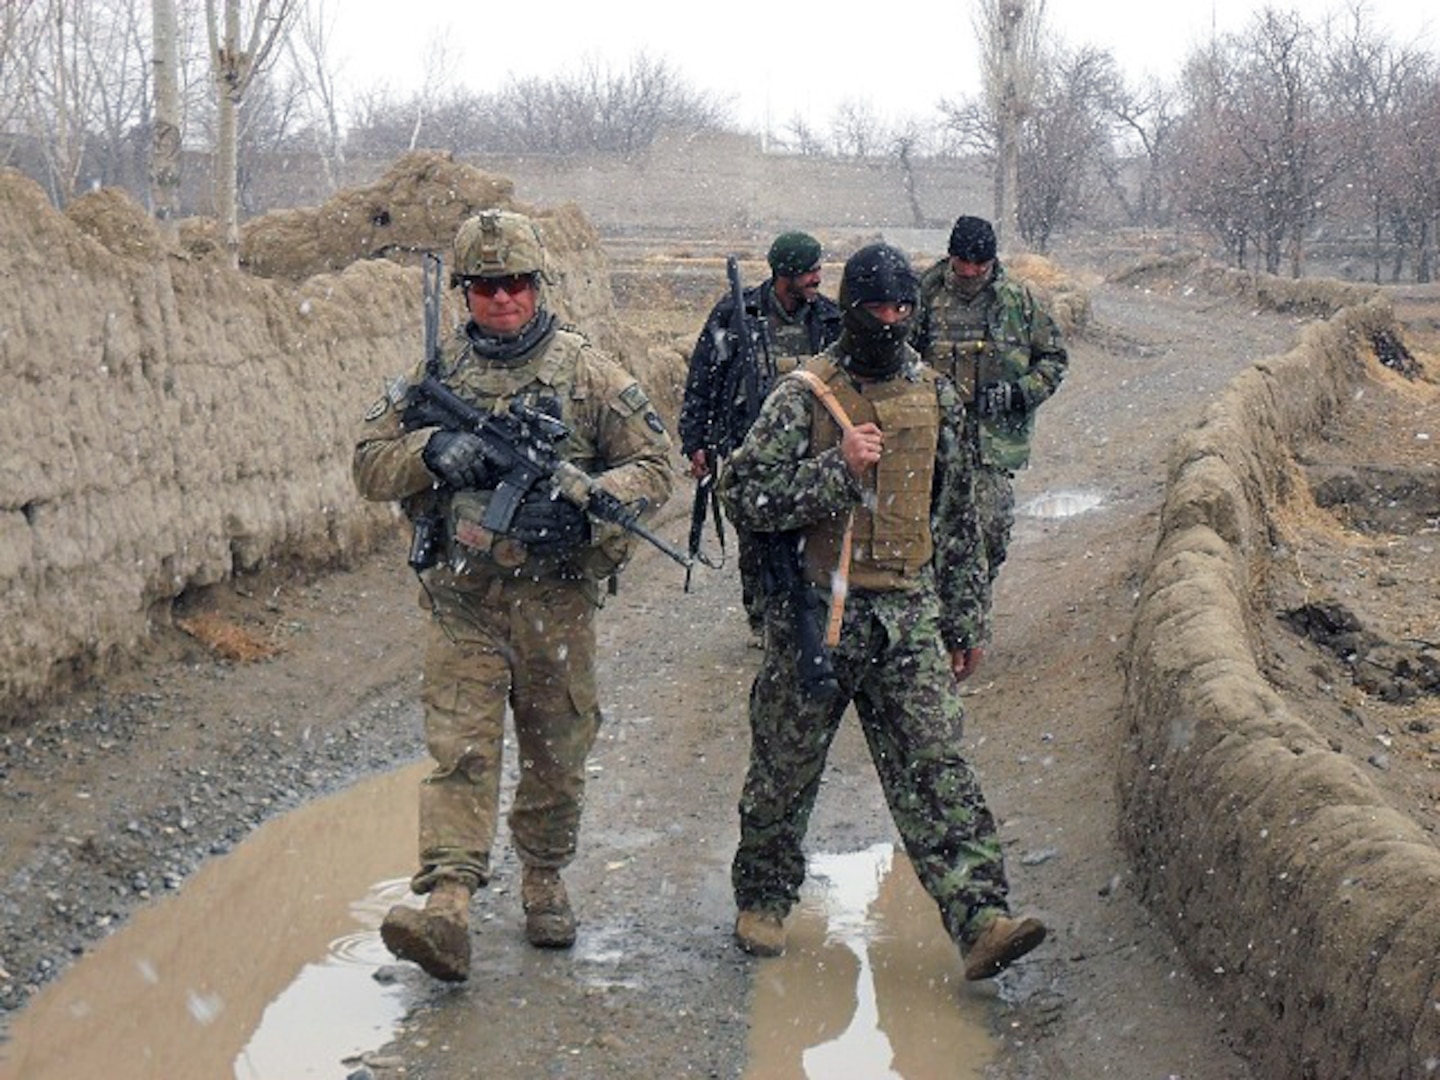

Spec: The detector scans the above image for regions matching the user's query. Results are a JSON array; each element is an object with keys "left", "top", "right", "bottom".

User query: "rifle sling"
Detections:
[{"left": 789, "top": 371, "right": 856, "bottom": 649}]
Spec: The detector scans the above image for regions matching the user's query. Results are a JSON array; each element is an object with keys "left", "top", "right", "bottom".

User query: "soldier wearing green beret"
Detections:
[{"left": 679, "top": 231, "right": 842, "bottom": 638}]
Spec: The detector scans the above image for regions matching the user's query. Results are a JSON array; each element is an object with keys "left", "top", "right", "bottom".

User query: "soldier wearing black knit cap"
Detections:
[{"left": 912, "top": 215, "right": 1069, "bottom": 602}]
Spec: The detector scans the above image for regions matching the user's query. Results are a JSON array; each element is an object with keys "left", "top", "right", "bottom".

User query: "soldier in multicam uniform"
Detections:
[
  {"left": 679, "top": 231, "right": 843, "bottom": 638},
  {"left": 719, "top": 242, "right": 1047, "bottom": 981},
  {"left": 912, "top": 214, "right": 1068, "bottom": 593},
  {"left": 352, "top": 210, "right": 673, "bottom": 981}
]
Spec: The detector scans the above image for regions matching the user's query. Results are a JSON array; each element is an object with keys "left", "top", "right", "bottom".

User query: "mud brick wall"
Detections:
[
  {"left": 1119, "top": 292, "right": 1440, "bottom": 1078},
  {"left": 0, "top": 154, "right": 661, "bottom": 721}
]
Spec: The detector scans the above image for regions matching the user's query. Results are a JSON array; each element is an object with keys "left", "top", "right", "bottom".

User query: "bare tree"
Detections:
[
  {"left": 971, "top": 0, "right": 1047, "bottom": 247},
  {"left": 283, "top": 0, "right": 344, "bottom": 192},
  {"left": 1173, "top": 9, "right": 1343, "bottom": 276},
  {"left": 829, "top": 98, "right": 886, "bottom": 158},
  {"left": 540, "top": 52, "right": 724, "bottom": 155},
  {"left": 344, "top": 51, "right": 725, "bottom": 159},
  {"left": 401, "top": 31, "right": 457, "bottom": 152},
  {"left": 779, "top": 112, "right": 826, "bottom": 156},
  {"left": 936, "top": 95, "right": 996, "bottom": 159},
  {"left": 1381, "top": 58, "right": 1440, "bottom": 281},
  {"left": 939, "top": 41, "right": 1117, "bottom": 248},
  {"left": 1016, "top": 45, "right": 1120, "bottom": 250},
  {"left": 4, "top": 0, "right": 151, "bottom": 205},
  {"left": 0, "top": 0, "right": 43, "bottom": 167},
  {"left": 204, "top": 0, "right": 298, "bottom": 267},
  {"left": 1321, "top": 3, "right": 1429, "bottom": 281},
  {"left": 90, "top": 0, "right": 151, "bottom": 196},
  {"left": 1102, "top": 75, "right": 1180, "bottom": 227},
  {"left": 891, "top": 122, "right": 928, "bottom": 226},
  {"left": 151, "top": 0, "right": 182, "bottom": 232}
]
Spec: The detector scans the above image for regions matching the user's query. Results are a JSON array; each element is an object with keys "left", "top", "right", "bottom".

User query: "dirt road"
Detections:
[{"left": 0, "top": 272, "right": 1422, "bottom": 1078}]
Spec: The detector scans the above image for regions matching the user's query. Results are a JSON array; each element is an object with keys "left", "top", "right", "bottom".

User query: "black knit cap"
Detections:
[
  {"left": 948, "top": 215, "right": 997, "bottom": 262},
  {"left": 767, "top": 231, "right": 823, "bottom": 277},
  {"left": 839, "top": 243, "right": 919, "bottom": 308}
]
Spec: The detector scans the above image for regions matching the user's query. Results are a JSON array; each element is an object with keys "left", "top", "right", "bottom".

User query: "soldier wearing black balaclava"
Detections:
[{"left": 717, "top": 243, "right": 1047, "bottom": 980}]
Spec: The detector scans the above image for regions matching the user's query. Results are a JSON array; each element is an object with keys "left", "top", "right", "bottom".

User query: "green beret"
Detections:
[{"left": 767, "top": 231, "right": 822, "bottom": 277}]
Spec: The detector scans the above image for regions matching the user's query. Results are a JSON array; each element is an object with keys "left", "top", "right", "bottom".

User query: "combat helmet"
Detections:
[{"left": 450, "top": 209, "right": 549, "bottom": 287}]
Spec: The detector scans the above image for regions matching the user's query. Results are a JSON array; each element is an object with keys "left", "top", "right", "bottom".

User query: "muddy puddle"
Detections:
[
  {"left": 745, "top": 844, "right": 995, "bottom": 1079},
  {"left": 1018, "top": 488, "right": 1106, "bottom": 519},
  {"left": 2, "top": 777, "right": 994, "bottom": 1079},
  {"left": 0, "top": 765, "right": 425, "bottom": 1080}
]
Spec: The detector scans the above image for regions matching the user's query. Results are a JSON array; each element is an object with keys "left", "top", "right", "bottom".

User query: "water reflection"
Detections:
[
  {"left": 234, "top": 881, "right": 413, "bottom": 1078},
  {"left": 0, "top": 766, "right": 425, "bottom": 1080},
  {"left": 745, "top": 844, "right": 995, "bottom": 1079},
  {"left": 1018, "top": 489, "right": 1106, "bottom": 519}
]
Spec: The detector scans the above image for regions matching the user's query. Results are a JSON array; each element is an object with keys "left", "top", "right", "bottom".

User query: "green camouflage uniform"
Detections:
[
  {"left": 719, "top": 345, "right": 1013, "bottom": 947},
  {"left": 913, "top": 259, "right": 1068, "bottom": 587},
  {"left": 353, "top": 320, "right": 673, "bottom": 894}
]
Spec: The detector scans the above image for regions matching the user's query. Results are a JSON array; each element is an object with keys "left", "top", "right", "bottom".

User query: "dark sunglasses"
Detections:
[{"left": 466, "top": 273, "right": 536, "bottom": 298}]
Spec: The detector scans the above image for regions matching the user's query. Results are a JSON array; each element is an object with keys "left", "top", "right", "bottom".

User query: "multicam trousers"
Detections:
[
  {"left": 409, "top": 571, "right": 601, "bottom": 895},
  {"left": 732, "top": 579, "right": 1011, "bottom": 945}
]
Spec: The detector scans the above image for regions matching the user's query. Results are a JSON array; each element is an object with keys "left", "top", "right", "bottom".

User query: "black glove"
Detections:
[
  {"left": 976, "top": 382, "right": 1026, "bottom": 418},
  {"left": 422, "top": 430, "right": 493, "bottom": 489},
  {"left": 401, "top": 394, "right": 453, "bottom": 433},
  {"left": 507, "top": 491, "right": 590, "bottom": 555}
]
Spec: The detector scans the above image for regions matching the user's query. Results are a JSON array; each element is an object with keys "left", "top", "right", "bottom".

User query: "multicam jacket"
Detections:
[
  {"left": 353, "top": 319, "right": 674, "bottom": 588},
  {"left": 912, "top": 259, "right": 1068, "bottom": 471},
  {"left": 719, "top": 345, "right": 990, "bottom": 649}
]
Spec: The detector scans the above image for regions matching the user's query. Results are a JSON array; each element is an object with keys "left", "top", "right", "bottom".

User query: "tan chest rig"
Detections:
[
  {"left": 439, "top": 330, "right": 598, "bottom": 574},
  {"left": 799, "top": 359, "right": 940, "bottom": 592}
]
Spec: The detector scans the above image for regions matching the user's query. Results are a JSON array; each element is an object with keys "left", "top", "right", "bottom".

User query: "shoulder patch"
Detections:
[
  {"left": 618, "top": 382, "right": 650, "bottom": 413},
  {"left": 644, "top": 410, "right": 667, "bottom": 434},
  {"left": 363, "top": 396, "right": 390, "bottom": 422},
  {"left": 385, "top": 374, "right": 412, "bottom": 406}
]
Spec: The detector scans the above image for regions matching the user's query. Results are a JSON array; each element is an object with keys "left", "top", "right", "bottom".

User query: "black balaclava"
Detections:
[{"left": 837, "top": 243, "right": 919, "bottom": 378}]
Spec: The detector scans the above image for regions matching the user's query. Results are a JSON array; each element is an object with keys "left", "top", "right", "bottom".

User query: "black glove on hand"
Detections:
[
  {"left": 507, "top": 491, "right": 590, "bottom": 555},
  {"left": 976, "top": 382, "right": 1026, "bottom": 418},
  {"left": 401, "top": 395, "right": 452, "bottom": 433},
  {"left": 422, "top": 430, "right": 492, "bottom": 489}
]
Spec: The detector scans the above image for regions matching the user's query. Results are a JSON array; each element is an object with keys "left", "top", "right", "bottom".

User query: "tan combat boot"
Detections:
[
  {"left": 379, "top": 879, "right": 472, "bottom": 982},
  {"left": 962, "top": 912, "right": 1047, "bottom": 981},
  {"left": 734, "top": 909, "right": 786, "bottom": 957},
  {"left": 522, "top": 866, "right": 576, "bottom": 949}
]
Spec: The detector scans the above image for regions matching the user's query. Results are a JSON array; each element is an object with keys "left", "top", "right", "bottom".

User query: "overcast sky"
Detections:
[{"left": 329, "top": 0, "right": 1437, "bottom": 132}]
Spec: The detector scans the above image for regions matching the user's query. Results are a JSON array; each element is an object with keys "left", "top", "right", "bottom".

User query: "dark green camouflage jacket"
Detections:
[
  {"left": 718, "top": 347, "right": 990, "bottom": 648},
  {"left": 912, "top": 259, "right": 1068, "bottom": 471}
]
